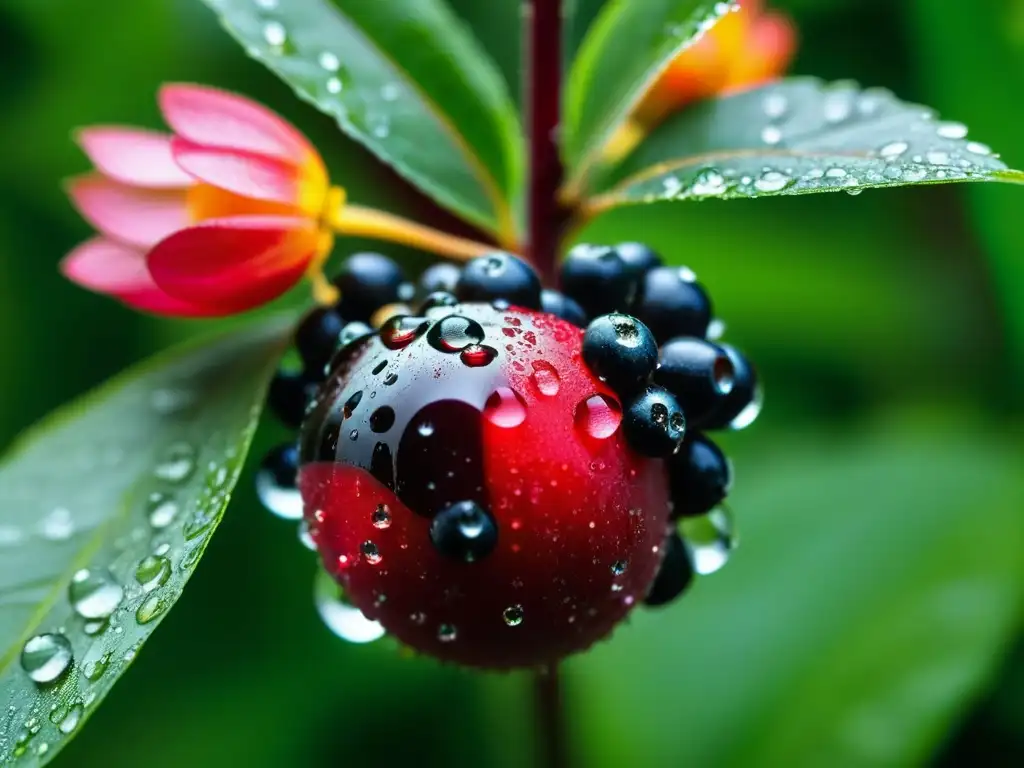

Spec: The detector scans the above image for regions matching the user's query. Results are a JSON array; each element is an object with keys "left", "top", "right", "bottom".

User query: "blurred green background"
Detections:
[{"left": 2, "top": 0, "right": 1023, "bottom": 765}]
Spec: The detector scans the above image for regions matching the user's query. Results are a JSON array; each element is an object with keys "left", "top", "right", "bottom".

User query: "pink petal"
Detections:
[
  {"left": 159, "top": 83, "right": 317, "bottom": 168},
  {"left": 147, "top": 216, "right": 320, "bottom": 313},
  {"left": 170, "top": 138, "right": 310, "bottom": 209},
  {"left": 61, "top": 238, "right": 224, "bottom": 317},
  {"left": 75, "top": 127, "right": 193, "bottom": 189},
  {"left": 67, "top": 175, "right": 190, "bottom": 249}
]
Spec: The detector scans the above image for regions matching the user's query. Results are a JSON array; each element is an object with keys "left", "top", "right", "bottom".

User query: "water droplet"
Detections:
[
  {"left": 82, "top": 653, "right": 109, "bottom": 682},
  {"left": 484, "top": 387, "right": 527, "bottom": 428},
  {"left": 427, "top": 315, "right": 486, "bottom": 352},
  {"left": 326, "top": 77, "right": 342, "bottom": 94},
  {"left": 255, "top": 466, "right": 303, "bottom": 521},
  {"left": 370, "top": 406, "right": 396, "bottom": 433},
  {"left": 318, "top": 51, "right": 339, "bottom": 71},
  {"left": 530, "top": 360, "right": 562, "bottom": 396},
  {"left": 154, "top": 442, "right": 196, "bottom": 483},
  {"left": 611, "top": 560, "right": 628, "bottom": 576},
  {"left": 0, "top": 524, "right": 22, "bottom": 545},
  {"left": 966, "top": 141, "right": 991, "bottom": 156},
  {"left": 679, "top": 507, "right": 737, "bottom": 575},
  {"left": 762, "top": 92, "right": 788, "bottom": 119},
  {"left": 460, "top": 344, "right": 497, "bottom": 367},
  {"left": 343, "top": 390, "right": 363, "bottom": 418},
  {"left": 146, "top": 492, "right": 179, "bottom": 529},
  {"left": 380, "top": 83, "right": 400, "bottom": 101},
  {"left": 690, "top": 168, "right": 727, "bottom": 196},
  {"left": 135, "top": 555, "right": 171, "bottom": 593},
  {"left": 879, "top": 141, "right": 908, "bottom": 160},
  {"left": 20, "top": 633, "right": 73, "bottom": 684},
  {"left": 926, "top": 150, "right": 950, "bottom": 166},
  {"left": 57, "top": 703, "right": 83, "bottom": 735},
  {"left": 298, "top": 520, "right": 317, "bottom": 551},
  {"left": 68, "top": 568, "right": 123, "bottom": 620},
  {"left": 380, "top": 316, "right": 429, "bottom": 350},
  {"left": 438, "top": 623, "right": 458, "bottom": 642},
  {"left": 314, "top": 570, "right": 384, "bottom": 643},
  {"left": 39, "top": 507, "right": 74, "bottom": 540},
  {"left": 936, "top": 121, "right": 968, "bottom": 139},
  {"left": 753, "top": 170, "right": 793, "bottom": 193},
  {"left": 574, "top": 394, "right": 622, "bottom": 440},
  {"left": 361, "top": 540, "right": 382, "bottom": 565},
  {"left": 136, "top": 594, "right": 167, "bottom": 624},
  {"left": 372, "top": 504, "right": 392, "bottom": 529},
  {"left": 823, "top": 91, "right": 852, "bottom": 123},
  {"left": 262, "top": 21, "right": 286, "bottom": 47},
  {"left": 760, "top": 125, "right": 782, "bottom": 145},
  {"left": 417, "top": 421, "right": 436, "bottom": 438},
  {"left": 825, "top": 167, "right": 847, "bottom": 179},
  {"left": 503, "top": 605, "right": 524, "bottom": 626}
]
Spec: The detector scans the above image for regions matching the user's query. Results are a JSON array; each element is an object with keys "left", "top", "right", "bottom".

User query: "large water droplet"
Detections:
[
  {"left": 57, "top": 703, "right": 83, "bottom": 735},
  {"left": 20, "top": 633, "right": 73, "bottom": 684},
  {"left": 690, "top": 168, "right": 727, "bottom": 196},
  {"left": 262, "top": 20, "right": 286, "bottom": 47},
  {"left": 936, "top": 121, "right": 968, "bottom": 140},
  {"left": 372, "top": 504, "right": 392, "bottom": 529},
  {"left": 879, "top": 141, "right": 908, "bottom": 160},
  {"left": 574, "top": 394, "right": 622, "bottom": 440},
  {"left": 484, "top": 387, "right": 527, "bottom": 428},
  {"left": 679, "top": 507, "right": 737, "bottom": 575},
  {"left": 255, "top": 466, "right": 303, "bottom": 521},
  {"left": 361, "top": 540, "right": 382, "bottom": 565},
  {"left": 503, "top": 605, "right": 524, "bottom": 627},
  {"left": 136, "top": 594, "right": 168, "bottom": 624},
  {"left": 460, "top": 344, "right": 497, "bottom": 367},
  {"left": 762, "top": 92, "right": 788, "bottom": 120},
  {"left": 147, "top": 492, "right": 179, "bottom": 529},
  {"left": 753, "top": 170, "right": 793, "bottom": 193},
  {"left": 68, "top": 568, "right": 123, "bottom": 620},
  {"left": 318, "top": 51, "right": 339, "bottom": 72},
  {"left": 427, "top": 315, "right": 486, "bottom": 352},
  {"left": 760, "top": 125, "right": 782, "bottom": 145},
  {"left": 380, "top": 316, "right": 429, "bottom": 350},
  {"left": 154, "top": 443, "right": 196, "bottom": 483},
  {"left": 530, "top": 360, "right": 561, "bottom": 396},
  {"left": 135, "top": 555, "right": 172, "bottom": 593},
  {"left": 314, "top": 570, "right": 384, "bottom": 643}
]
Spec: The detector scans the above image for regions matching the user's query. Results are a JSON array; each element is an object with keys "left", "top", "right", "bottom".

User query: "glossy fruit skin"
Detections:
[
  {"left": 581, "top": 313, "right": 659, "bottom": 396},
  {"left": 455, "top": 253, "right": 542, "bottom": 310},
  {"left": 268, "top": 369, "right": 317, "bottom": 430},
  {"left": 615, "top": 242, "right": 664, "bottom": 275},
  {"left": 622, "top": 386, "right": 686, "bottom": 458},
  {"left": 669, "top": 435, "right": 730, "bottom": 518},
  {"left": 643, "top": 532, "right": 693, "bottom": 607},
  {"left": 540, "top": 289, "right": 588, "bottom": 328},
  {"left": 298, "top": 303, "right": 671, "bottom": 669},
  {"left": 259, "top": 442, "right": 300, "bottom": 489},
  {"left": 560, "top": 245, "right": 641, "bottom": 319},
  {"left": 333, "top": 252, "right": 411, "bottom": 322},
  {"left": 418, "top": 262, "right": 462, "bottom": 296},
  {"left": 633, "top": 266, "right": 712, "bottom": 343},
  {"left": 295, "top": 307, "right": 346, "bottom": 375},
  {"left": 703, "top": 343, "right": 760, "bottom": 430},
  {"left": 653, "top": 337, "right": 735, "bottom": 428}
]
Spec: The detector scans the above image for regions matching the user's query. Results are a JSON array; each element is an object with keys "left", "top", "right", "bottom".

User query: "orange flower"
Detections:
[{"left": 63, "top": 84, "right": 492, "bottom": 317}]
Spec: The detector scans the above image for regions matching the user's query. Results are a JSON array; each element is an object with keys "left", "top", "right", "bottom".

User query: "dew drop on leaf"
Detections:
[
  {"left": 20, "top": 633, "right": 73, "bottom": 684},
  {"left": 68, "top": 568, "right": 123, "bottom": 620}
]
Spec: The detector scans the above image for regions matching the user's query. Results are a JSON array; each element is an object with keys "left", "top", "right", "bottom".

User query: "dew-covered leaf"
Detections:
[
  {"left": 0, "top": 319, "right": 289, "bottom": 766},
  {"left": 563, "top": 0, "right": 735, "bottom": 185},
  {"left": 586, "top": 77, "right": 1024, "bottom": 212},
  {"left": 571, "top": 424, "right": 1024, "bottom": 767},
  {"left": 202, "top": 0, "right": 524, "bottom": 242}
]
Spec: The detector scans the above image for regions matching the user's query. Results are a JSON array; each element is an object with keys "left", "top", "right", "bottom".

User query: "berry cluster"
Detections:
[{"left": 257, "top": 246, "right": 760, "bottom": 669}]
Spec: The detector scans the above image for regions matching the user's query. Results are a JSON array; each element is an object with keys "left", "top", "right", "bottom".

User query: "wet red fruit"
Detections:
[{"left": 298, "top": 303, "right": 671, "bottom": 669}]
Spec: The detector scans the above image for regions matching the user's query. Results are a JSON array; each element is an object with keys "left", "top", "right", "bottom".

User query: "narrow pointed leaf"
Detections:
[
  {"left": 0, "top": 319, "right": 288, "bottom": 766},
  {"left": 203, "top": 0, "right": 524, "bottom": 242},
  {"left": 563, "top": 0, "right": 736, "bottom": 183},
  {"left": 587, "top": 77, "right": 1024, "bottom": 213}
]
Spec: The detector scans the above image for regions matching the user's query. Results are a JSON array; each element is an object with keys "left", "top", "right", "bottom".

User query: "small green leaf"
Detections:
[
  {"left": 563, "top": 0, "right": 735, "bottom": 186},
  {"left": 587, "top": 77, "right": 1024, "bottom": 212},
  {"left": 0, "top": 319, "right": 288, "bottom": 766},
  {"left": 202, "top": 0, "right": 524, "bottom": 243},
  {"left": 571, "top": 424, "right": 1024, "bottom": 767}
]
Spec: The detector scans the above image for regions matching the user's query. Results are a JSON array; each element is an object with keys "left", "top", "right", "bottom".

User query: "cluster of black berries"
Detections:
[{"left": 559, "top": 242, "right": 760, "bottom": 607}]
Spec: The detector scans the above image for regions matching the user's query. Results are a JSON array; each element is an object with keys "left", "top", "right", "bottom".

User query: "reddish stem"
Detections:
[{"left": 526, "top": 0, "right": 564, "bottom": 284}]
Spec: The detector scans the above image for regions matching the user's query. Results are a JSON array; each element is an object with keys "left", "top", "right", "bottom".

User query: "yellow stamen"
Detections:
[{"left": 306, "top": 228, "right": 340, "bottom": 306}]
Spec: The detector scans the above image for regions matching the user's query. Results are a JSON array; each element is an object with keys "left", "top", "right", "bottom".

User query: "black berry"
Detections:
[
  {"left": 644, "top": 532, "right": 694, "bottom": 607},
  {"left": 295, "top": 307, "right": 346, "bottom": 377},
  {"left": 455, "top": 252, "right": 542, "bottom": 309},
  {"left": 255, "top": 443, "right": 302, "bottom": 520},
  {"left": 560, "top": 244, "right": 640, "bottom": 318},
  {"left": 669, "top": 435, "right": 731, "bottom": 518},
  {"left": 540, "top": 289, "right": 588, "bottom": 327},
  {"left": 633, "top": 267, "right": 712, "bottom": 342},
  {"left": 581, "top": 313, "right": 658, "bottom": 396},
  {"left": 703, "top": 344, "right": 761, "bottom": 430},
  {"left": 333, "top": 253, "right": 408, "bottom": 321},
  {"left": 653, "top": 338, "right": 735, "bottom": 428},
  {"left": 615, "top": 242, "right": 663, "bottom": 275},
  {"left": 622, "top": 386, "right": 686, "bottom": 457},
  {"left": 429, "top": 500, "right": 499, "bottom": 563},
  {"left": 418, "top": 262, "right": 462, "bottom": 295},
  {"left": 268, "top": 369, "right": 317, "bottom": 430},
  {"left": 420, "top": 291, "right": 459, "bottom": 313}
]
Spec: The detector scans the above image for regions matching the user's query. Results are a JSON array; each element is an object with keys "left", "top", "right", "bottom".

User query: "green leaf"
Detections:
[
  {"left": 0, "top": 319, "right": 288, "bottom": 766},
  {"left": 571, "top": 424, "right": 1024, "bottom": 767},
  {"left": 563, "top": 0, "right": 735, "bottom": 185},
  {"left": 203, "top": 0, "right": 524, "bottom": 242},
  {"left": 586, "top": 77, "right": 1024, "bottom": 213}
]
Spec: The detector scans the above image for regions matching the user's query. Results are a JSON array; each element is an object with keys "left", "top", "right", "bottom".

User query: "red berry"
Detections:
[{"left": 297, "top": 303, "right": 672, "bottom": 669}]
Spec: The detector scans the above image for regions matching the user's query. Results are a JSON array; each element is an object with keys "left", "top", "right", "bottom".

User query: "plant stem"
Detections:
[
  {"left": 526, "top": 0, "right": 564, "bottom": 283},
  {"left": 534, "top": 664, "right": 569, "bottom": 768}
]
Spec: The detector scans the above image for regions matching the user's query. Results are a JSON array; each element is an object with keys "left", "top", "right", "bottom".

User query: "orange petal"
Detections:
[
  {"left": 725, "top": 12, "right": 797, "bottom": 90},
  {"left": 61, "top": 238, "right": 223, "bottom": 317},
  {"left": 67, "top": 175, "right": 189, "bottom": 248},
  {"left": 75, "top": 127, "right": 193, "bottom": 189},
  {"left": 171, "top": 138, "right": 324, "bottom": 214},
  {"left": 147, "top": 215, "right": 320, "bottom": 313},
  {"left": 158, "top": 83, "right": 321, "bottom": 169},
  {"left": 186, "top": 183, "right": 304, "bottom": 222}
]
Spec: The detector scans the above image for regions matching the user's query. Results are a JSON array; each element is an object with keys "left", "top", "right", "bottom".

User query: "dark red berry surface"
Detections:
[{"left": 298, "top": 303, "right": 672, "bottom": 668}]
